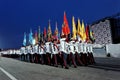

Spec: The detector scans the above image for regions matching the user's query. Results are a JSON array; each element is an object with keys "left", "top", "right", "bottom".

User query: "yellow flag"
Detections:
[
  {"left": 77, "top": 19, "right": 82, "bottom": 38},
  {"left": 72, "top": 16, "right": 77, "bottom": 40},
  {"left": 81, "top": 20, "right": 86, "bottom": 42}
]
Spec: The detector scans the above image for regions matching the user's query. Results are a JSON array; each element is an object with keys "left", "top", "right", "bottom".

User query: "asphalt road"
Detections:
[{"left": 0, "top": 57, "right": 120, "bottom": 80}]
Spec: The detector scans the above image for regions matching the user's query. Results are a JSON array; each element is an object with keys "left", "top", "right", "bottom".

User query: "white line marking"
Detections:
[{"left": 0, "top": 67, "right": 18, "bottom": 80}]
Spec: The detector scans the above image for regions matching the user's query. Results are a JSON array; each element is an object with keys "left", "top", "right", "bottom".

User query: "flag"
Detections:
[
  {"left": 23, "top": 32, "right": 27, "bottom": 46},
  {"left": 29, "top": 29, "right": 34, "bottom": 45},
  {"left": 85, "top": 25, "right": 90, "bottom": 43},
  {"left": 72, "top": 16, "right": 77, "bottom": 40},
  {"left": 43, "top": 27, "right": 47, "bottom": 41},
  {"left": 35, "top": 30, "right": 38, "bottom": 44},
  {"left": 61, "top": 24, "right": 65, "bottom": 37},
  {"left": 63, "top": 12, "right": 70, "bottom": 35},
  {"left": 54, "top": 22, "right": 58, "bottom": 40},
  {"left": 81, "top": 20, "right": 86, "bottom": 42},
  {"left": 47, "top": 20, "right": 52, "bottom": 41},
  {"left": 77, "top": 19, "right": 82, "bottom": 41},
  {"left": 89, "top": 29, "right": 95, "bottom": 43},
  {"left": 38, "top": 26, "right": 41, "bottom": 42}
]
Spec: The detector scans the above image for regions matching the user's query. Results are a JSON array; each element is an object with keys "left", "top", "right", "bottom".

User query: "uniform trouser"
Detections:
[
  {"left": 21, "top": 53, "right": 25, "bottom": 61},
  {"left": 61, "top": 52, "right": 68, "bottom": 68},
  {"left": 89, "top": 52, "right": 95, "bottom": 64},
  {"left": 46, "top": 53, "right": 51, "bottom": 65},
  {"left": 68, "top": 53, "right": 77, "bottom": 67},
  {"left": 75, "top": 52, "right": 83, "bottom": 66},
  {"left": 81, "top": 53, "right": 88, "bottom": 65},
  {"left": 33, "top": 53, "right": 38, "bottom": 63},
  {"left": 25, "top": 53, "right": 31, "bottom": 62},
  {"left": 51, "top": 54, "right": 58, "bottom": 66}
]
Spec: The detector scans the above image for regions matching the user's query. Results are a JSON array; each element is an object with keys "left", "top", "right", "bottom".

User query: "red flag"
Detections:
[
  {"left": 44, "top": 27, "right": 46, "bottom": 38},
  {"left": 63, "top": 12, "right": 70, "bottom": 35},
  {"left": 85, "top": 25, "right": 90, "bottom": 42}
]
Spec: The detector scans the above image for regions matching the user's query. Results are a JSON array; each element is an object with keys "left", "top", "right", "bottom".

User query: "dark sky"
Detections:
[{"left": 0, "top": 0, "right": 120, "bottom": 49}]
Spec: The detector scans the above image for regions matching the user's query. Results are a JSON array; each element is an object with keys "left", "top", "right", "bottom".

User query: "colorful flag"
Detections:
[
  {"left": 54, "top": 22, "right": 58, "bottom": 40},
  {"left": 47, "top": 20, "right": 52, "bottom": 41},
  {"left": 63, "top": 12, "right": 70, "bottom": 35},
  {"left": 72, "top": 16, "right": 77, "bottom": 40},
  {"left": 23, "top": 32, "right": 26, "bottom": 46},
  {"left": 89, "top": 29, "right": 95, "bottom": 43},
  {"left": 35, "top": 30, "right": 38, "bottom": 44},
  {"left": 29, "top": 29, "right": 34, "bottom": 45}
]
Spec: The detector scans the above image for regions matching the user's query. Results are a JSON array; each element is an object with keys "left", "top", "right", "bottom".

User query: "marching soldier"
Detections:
[
  {"left": 51, "top": 40, "right": 58, "bottom": 67},
  {"left": 39, "top": 42, "right": 46, "bottom": 64},
  {"left": 59, "top": 38, "right": 69, "bottom": 69},
  {"left": 45, "top": 41, "right": 51, "bottom": 65},
  {"left": 67, "top": 40, "right": 77, "bottom": 68},
  {"left": 74, "top": 40, "right": 83, "bottom": 66}
]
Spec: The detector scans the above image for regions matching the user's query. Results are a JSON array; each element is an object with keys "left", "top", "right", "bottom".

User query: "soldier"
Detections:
[
  {"left": 59, "top": 38, "right": 69, "bottom": 69},
  {"left": 74, "top": 40, "right": 83, "bottom": 66},
  {"left": 51, "top": 40, "right": 58, "bottom": 67},
  {"left": 44, "top": 41, "right": 51, "bottom": 65},
  {"left": 67, "top": 40, "right": 76, "bottom": 68},
  {"left": 39, "top": 42, "right": 45, "bottom": 64},
  {"left": 33, "top": 44, "right": 39, "bottom": 63},
  {"left": 20, "top": 46, "right": 26, "bottom": 61}
]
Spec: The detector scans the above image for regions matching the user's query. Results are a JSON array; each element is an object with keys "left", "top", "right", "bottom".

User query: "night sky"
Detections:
[{"left": 0, "top": 0, "right": 120, "bottom": 49}]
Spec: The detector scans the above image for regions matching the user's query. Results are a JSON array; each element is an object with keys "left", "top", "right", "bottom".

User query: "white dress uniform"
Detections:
[
  {"left": 60, "top": 38, "right": 67, "bottom": 53},
  {"left": 74, "top": 41, "right": 79, "bottom": 53},
  {"left": 51, "top": 43, "right": 58, "bottom": 54},
  {"left": 33, "top": 44, "right": 38, "bottom": 53},
  {"left": 89, "top": 44, "right": 93, "bottom": 53},
  {"left": 68, "top": 41, "right": 75, "bottom": 54},
  {"left": 83, "top": 43, "right": 87, "bottom": 54},
  {"left": 20, "top": 47, "right": 26, "bottom": 54},
  {"left": 79, "top": 43, "right": 84, "bottom": 53},
  {"left": 39, "top": 45, "right": 45, "bottom": 54},
  {"left": 45, "top": 42, "right": 51, "bottom": 53}
]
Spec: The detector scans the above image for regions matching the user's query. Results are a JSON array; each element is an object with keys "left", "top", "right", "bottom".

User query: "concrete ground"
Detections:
[{"left": 0, "top": 57, "right": 120, "bottom": 80}]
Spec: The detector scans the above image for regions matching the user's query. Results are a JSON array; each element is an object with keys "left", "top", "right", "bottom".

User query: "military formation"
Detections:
[
  {"left": 0, "top": 12, "right": 96, "bottom": 69},
  {"left": 1, "top": 38, "right": 95, "bottom": 69}
]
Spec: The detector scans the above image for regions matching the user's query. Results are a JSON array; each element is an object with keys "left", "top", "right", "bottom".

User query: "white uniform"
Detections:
[
  {"left": 51, "top": 43, "right": 58, "bottom": 54},
  {"left": 74, "top": 41, "right": 79, "bottom": 53},
  {"left": 39, "top": 45, "right": 45, "bottom": 54},
  {"left": 68, "top": 41, "right": 75, "bottom": 54},
  {"left": 83, "top": 43, "right": 87, "bottom": 53},
  {"left": 45, "top": 42, "right": 51, "bottom": 53},
  {"left": 20, "top": 47, "right": 26, "bottom": 54},
  {"left": 60, "top": 38, "right": 67, "bottom": 53},
  {"left": 33, "top": 44, "right": 38, "bottom": 53},
  {"left": 89, "top": 44, "right": 93, "bottom": 53},
  {"left": 79, "top": 43, "right": 84, "bottom": 53}
]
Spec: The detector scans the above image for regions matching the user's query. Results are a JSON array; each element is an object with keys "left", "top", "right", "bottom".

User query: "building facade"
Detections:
[{"left": 91, "top": 13, "right": 120, "bottom": 44}]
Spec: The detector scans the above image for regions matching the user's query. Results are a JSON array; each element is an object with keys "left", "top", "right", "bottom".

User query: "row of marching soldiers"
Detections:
[{"left": 20, "top": 37, "right": 95, "bottom": 69}]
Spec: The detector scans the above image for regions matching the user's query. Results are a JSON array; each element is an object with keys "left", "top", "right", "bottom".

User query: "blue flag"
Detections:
[
  {"left": 29, "top": 29, "right": 34, "bottom": 45},
  {"left": 23, "top": 32, "right": 27, "bottom": 46}
]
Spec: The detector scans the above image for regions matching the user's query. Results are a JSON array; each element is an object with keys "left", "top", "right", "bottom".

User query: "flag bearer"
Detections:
[
  {"left": 67, "top": 40, "right": 77, "bottom": 68},
  {"left": 39, "top": 42, "right": 45, "bottom": 64},
  {"left": 89, "top": 44, "right": 95, "bottom": 64},
  {"left": 45, "top": 41, "right": 51, "bottom": 65},
  {"left": 74, "top": 40, "right": 83, "bottom": 66},
  {"left": 20, "top": 46, "right": 26, "bottom": 61},
  {"left": 59, "top": 38, "right": 69, "bottom": 69},
  {"left": 51, "top": 40, "right": 58, "bottom": 67},
  {"left": 33, "top": 44, "right": 39, "bottom": 63}
]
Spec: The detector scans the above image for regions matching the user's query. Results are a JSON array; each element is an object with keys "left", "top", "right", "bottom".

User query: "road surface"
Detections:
[{"left": 0, "top": 57, "right": 120, "bottom": 80}]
